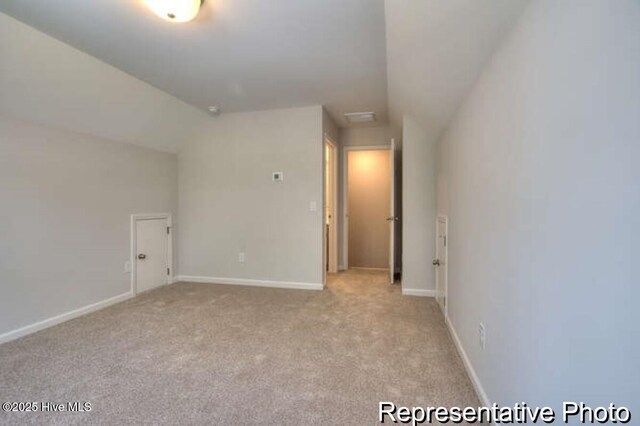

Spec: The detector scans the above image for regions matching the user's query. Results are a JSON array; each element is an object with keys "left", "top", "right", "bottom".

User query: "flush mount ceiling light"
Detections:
[
  {"left": 144, "top": 0, "right": 203, "bottom": 23},
  {"left": 344, "top": 112, "right": 376, "bottom": 124}
]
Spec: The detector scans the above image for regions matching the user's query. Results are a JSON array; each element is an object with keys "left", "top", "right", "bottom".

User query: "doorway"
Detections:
[
  {"left": 344, "top": 146, "right": 396, "bottom": 282},
  {"left": 324, "top": 137, "right": 338, "bottom": 276},
  {"left": 131, "top": 214, "right": 172, "bottom": 295}
]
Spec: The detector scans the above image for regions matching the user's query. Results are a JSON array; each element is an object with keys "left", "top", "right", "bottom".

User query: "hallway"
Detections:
[{"left": 0, "top": 270, "right": 478, "bottom": 425}]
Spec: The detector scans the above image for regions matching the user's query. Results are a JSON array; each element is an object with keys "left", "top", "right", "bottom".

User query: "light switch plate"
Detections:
[{"left": 272, "top": 172, "right": 284, "bottom": 182}]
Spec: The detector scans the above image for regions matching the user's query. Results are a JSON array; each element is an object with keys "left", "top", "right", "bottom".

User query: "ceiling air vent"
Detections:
[{"left": 344, "top": 112, "right": 376, "bottom": 124}]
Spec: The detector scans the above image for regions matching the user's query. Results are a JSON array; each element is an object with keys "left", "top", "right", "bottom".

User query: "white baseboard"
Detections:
[
  {"left": 338, "top": 264, "right": 346, "bottom": 271},
  {"left": 401, "top": 288, "right": 435, "bottom": 297},
  {"left": 444, "top": 315, "right": 491, "bottom": 407},
  {"left": 0, "top": 291, "right": 133, "bottom": 345},
  {"left": 175, "top": 275, "right": 324, "bottom": 291}
]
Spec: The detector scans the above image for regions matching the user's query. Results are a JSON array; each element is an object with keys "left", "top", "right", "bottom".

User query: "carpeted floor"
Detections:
[{"left": 0, "top": 269, "right": 479, "bottom": 425}]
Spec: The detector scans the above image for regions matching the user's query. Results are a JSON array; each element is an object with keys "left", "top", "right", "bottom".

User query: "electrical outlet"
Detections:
[
  {"left": 124, "top": 261, "right": 131, "bottom": 273},
  {"left": 238, "top": 252, "right": 246, "bottom": 263},
  {"left": 479, "top": 322, "right": 486, "bottom": 350},
  {"left": 309, "top": 201, "right": 317, "bottom": 212}
]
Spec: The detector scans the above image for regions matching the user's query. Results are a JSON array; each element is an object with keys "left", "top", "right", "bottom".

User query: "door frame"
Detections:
[
  {"left": 342, "top": 144, "right": 391, "bottom": 271},
  {"left": 435, "top": 214, "right": 448, "bottom": 316},
  {"left": 389, "top": 138, "right": 396, "bottom": 284},
  {"left": 324, "top": 135, "right": 339, "bottom": 276},
  {"left": 131, "top": 213, "right": 173, "bottom": 296}
]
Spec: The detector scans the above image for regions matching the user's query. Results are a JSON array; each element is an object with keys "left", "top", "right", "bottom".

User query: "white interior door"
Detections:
[
  {"left": 136, "top": 218, "right": 169, "bottom": 293},
  {"left": 435, "top": 216, "right": 448, "bottom": 312},
  {"left": 326, "top": 140, "right": 338, "bottom": 273},
  {"left": 388, "top": 139, "right": 397, "bottom": 284}
]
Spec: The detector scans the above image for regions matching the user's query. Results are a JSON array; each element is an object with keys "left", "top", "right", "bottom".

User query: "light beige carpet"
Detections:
[{"left": 0, "top": 269, "right": 479, "bottom": 425}]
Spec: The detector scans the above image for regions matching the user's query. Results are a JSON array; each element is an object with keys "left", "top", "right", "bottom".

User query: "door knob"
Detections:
[
  {"left": 432, "top": 259, "right": 440, "bottom": 266},
  {"left": 138, "top": 253, "right": 146, "bottom": 260},
  {"left": 386, "top": 216, "right": 399, "bottom": 221}
]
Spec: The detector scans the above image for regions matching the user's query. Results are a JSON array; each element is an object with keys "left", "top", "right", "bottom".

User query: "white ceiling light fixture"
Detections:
[
  {"left": 144, "top": 0, "right": 203, "bottom": 23},
  {"left": 344, "top": 112, "right": 376, "bottom": 124}
]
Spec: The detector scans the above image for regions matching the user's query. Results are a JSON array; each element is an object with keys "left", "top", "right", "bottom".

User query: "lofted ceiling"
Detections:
[
  {"left": 0, "top": 0, "right": 388, "bottom": 128},
  {"left": 0, "top": 0, "right": 531, "bottom": 136}
]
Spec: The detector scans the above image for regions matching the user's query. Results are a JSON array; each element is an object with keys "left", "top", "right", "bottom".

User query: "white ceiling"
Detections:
[
  {"left": 0, "top": 0, "right": 388, "bottom": 128},
  {"left": 0, "top": 0, "right": 530, "bottom": 135},
  {"left": 385, "top": 0, "right": 530, "bottom": 138}
]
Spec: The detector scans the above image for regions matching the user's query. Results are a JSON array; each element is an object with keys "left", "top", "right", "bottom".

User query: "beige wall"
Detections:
[
  {"left": 347, "top": 150, "right": 390, "bottom": 269},
  {"left": 0, "top": 12, "right": 185, "bottom": 340},
  {"left": 437, "top": 0, "right": 639, "bottom": 410},
  {"left": 0, "top": 114, "right": 177, "bottom": 337},
  {"left": 402, "top": 116, "right": 437, "bottom": 294},
  {"left": 178, "top": 106, "right": 324, "bottom": 286},
  {"left": 322, "top": 108, "right": 339, "bottom": 143},
  {"left": 339, "top": 126, "right": 394, "bottom": 147}
]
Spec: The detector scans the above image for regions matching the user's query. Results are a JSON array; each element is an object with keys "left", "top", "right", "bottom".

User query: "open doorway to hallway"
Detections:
[{"left": 343, "top": 144, "right": 400, "bottom": 284}]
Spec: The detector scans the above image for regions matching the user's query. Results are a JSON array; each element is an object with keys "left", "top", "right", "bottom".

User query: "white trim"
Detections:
[
  {"left": 445, "top": 314, "right": 491, "bottom": 407},
  {"left": 389, "top": 138, "right": 396, "bottom": 284},
  {"left": 175, "top": 275, "right": 323, "bottom": 291},
  {"left": 401, "top": 288, "right": 436, "bottom": 297},
  {"left": 0, "top": 291, "right": 132, "bottom": 345},
  {"left": 131, "top": 213, "right": 173, "bottom": 296},
  {"left": 338, "top": 264, "right": 346, "bottom": 271},
  {"left": 342, "top": 144, "right": 392, "bottom": 270}
]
